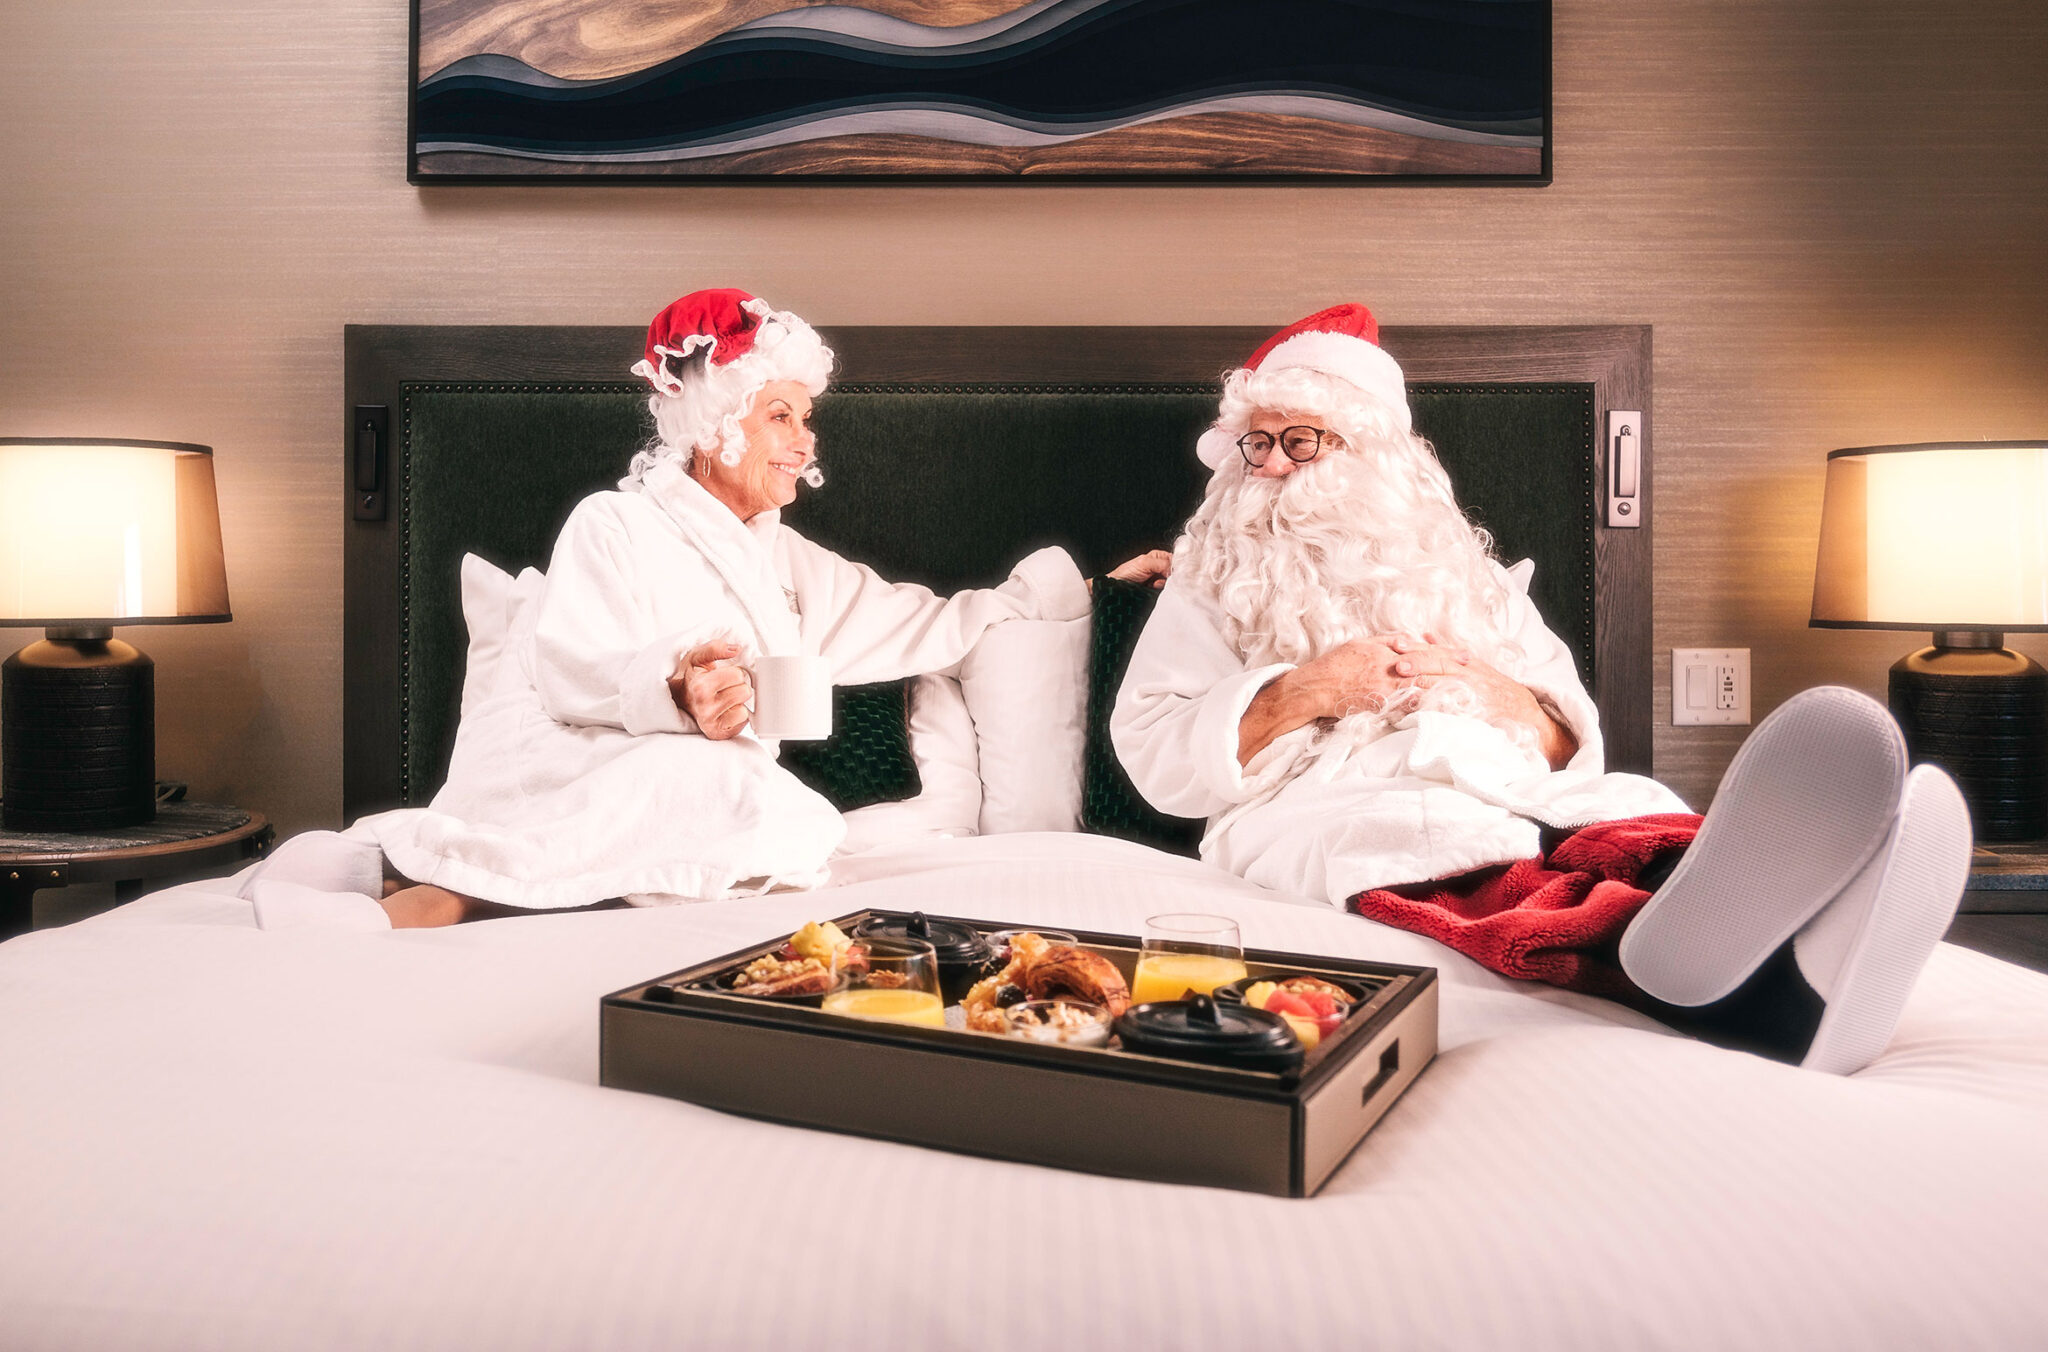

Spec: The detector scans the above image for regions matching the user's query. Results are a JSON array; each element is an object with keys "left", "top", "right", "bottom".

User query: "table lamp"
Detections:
[
  {"left": 1810, "top": 440, "right": 2048, "bottom": 841},
  {"left": 1, "top": 439, "right": 231, "bottom": 831}
]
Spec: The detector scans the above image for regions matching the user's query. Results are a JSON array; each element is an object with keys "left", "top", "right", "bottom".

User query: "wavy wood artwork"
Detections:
[
  {"left": 413, "top": 112, "right": 1542, "bottom": 177},
  {"left": 418, "top": 0, "right": 1037, "bottom": 82}
]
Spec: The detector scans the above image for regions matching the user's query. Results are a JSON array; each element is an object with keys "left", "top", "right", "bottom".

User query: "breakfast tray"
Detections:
[{"left": 599, "top": 909, "right": 1437, "bottom": 1198}]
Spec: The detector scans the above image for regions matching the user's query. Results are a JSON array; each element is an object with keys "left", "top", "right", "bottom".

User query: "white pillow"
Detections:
[
  {"left": 960, "top": 616, "right": 1090, "bottom": 834},
  {"left": 458, "top": 553, "right": 546, "bottom": 717},
  {"left": 835, "top": 672, "right": 983, "bottom": 855}
]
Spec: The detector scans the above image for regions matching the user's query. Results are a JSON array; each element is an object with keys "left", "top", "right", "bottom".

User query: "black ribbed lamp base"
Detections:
[
  {"left": 1888, "top": 645, "right": 2048, "bottom": 843},
  {"left": 1, "top": 637, "right": 156, "bottom": 832}
]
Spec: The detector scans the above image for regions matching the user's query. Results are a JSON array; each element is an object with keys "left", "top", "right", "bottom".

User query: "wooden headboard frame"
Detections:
[{"left": 343, "top": 324, "right": 1651, "bottom": 819}]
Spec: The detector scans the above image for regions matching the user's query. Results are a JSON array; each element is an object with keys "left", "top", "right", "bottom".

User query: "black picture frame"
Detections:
[{"left": 407, "top": 0, "right": 1552, "bottom": 185}]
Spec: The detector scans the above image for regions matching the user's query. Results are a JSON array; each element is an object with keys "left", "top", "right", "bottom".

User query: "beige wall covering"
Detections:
[{"left": 3, "top": 1, "right": 2045, "bottom": 837}]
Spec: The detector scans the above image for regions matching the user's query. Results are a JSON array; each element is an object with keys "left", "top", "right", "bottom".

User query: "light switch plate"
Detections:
[{"left": 1672, "top": 648, "right": 1751, "bottom": 725}]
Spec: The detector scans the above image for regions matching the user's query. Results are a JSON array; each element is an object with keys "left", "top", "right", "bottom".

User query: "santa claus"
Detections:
[{"left": 1112, "top": 304, "right": 1973, "bottom": 1074}]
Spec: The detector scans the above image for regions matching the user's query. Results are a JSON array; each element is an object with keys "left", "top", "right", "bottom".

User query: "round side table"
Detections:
[{"left": 0, "top": 802, "right": 273, "bottom": 939}]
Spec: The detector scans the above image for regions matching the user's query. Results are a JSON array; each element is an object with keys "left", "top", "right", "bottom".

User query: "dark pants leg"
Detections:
[
  {"left": 1620, "top": 942, "right": 1825, "bottom": 1064},
  {"left": 1621, "top": 846, "right": 1826, "bottom": 1065}
]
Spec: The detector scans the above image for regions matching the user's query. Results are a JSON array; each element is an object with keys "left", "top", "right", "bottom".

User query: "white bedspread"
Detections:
[{"left": 3, "top": 833, "right": 2045, "bottom": 1351}]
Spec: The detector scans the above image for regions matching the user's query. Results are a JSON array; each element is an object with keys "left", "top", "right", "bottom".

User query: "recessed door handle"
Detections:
[
  {"left": 1607, "top": 410, "right": 1643, "bottom": 529},
  {"left": 352, "top": 404, "right": 388, "bottom": 521}
]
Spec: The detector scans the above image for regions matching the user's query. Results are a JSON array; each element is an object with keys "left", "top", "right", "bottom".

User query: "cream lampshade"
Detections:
[
  {"left": 0, "top": 439, "right": 231, "bottom": 831},
  {"left": 1810, "top": 440, "right": 2048, "bottom": 841}
]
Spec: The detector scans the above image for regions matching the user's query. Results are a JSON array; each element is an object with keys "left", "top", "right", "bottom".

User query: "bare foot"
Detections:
[{"left": 379, "top": 884, "right": 477, "bottom": 929}]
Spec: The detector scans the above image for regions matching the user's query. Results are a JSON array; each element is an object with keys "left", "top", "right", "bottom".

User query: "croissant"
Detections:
[
  {"left": 961, "top": 932, "right": 1133, "bottom": 1030},
  {"left": 1025, "top": 944, "right": 1131, "bottom": 1019}
]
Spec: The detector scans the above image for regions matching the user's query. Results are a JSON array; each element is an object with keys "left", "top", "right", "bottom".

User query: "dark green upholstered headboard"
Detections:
[{"left": 344, "top": 325, "right": 1651, "bottom": 820}]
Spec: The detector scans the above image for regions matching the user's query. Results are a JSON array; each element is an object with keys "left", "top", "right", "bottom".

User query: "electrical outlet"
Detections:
[{"left": 1672, "top": 648, "right": 1751, "bottom": 725}]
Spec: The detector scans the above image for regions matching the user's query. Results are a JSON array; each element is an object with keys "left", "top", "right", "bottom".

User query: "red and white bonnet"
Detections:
[
  {"left": 631, "top": 288, "right": 802, "bottom": 397},
  {"left": 1195, "top": 303, "right": 1411, "bottom": 469}
]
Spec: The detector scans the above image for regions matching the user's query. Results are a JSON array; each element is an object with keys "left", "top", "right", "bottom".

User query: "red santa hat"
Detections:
[
  {"left": 630, "top": 287, "right": 778, "bottom": 397},
  {"left": 1195, "top": 303, "right": 1411, "bottom": 469}
]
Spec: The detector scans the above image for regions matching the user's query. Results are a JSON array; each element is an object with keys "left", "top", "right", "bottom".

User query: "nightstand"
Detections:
[
  {"left": 0, "top": 802, "right": 273, "bottom": 940},
  {"left": 1949, "top": 840, "right": 2048, "bottom": 973}
]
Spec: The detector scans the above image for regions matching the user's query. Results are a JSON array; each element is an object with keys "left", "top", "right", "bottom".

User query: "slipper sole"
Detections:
[{"left": 1619, "top": 686, "right": 1905, "bottom": 1006}]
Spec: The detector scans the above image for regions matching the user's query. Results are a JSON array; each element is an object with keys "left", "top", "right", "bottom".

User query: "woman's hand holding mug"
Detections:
[{"left": 673, "top": 641, "right": 754, "bottom": 739}]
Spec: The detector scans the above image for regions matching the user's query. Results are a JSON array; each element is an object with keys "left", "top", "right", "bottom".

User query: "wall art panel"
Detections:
[{"left": 411, "top": 0, "right": 1551, "bottom": 181}]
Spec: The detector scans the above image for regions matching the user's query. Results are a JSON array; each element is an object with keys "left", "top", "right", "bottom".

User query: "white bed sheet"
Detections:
[{"left": 3, "top": 832, "right": 2046, "bottom": 1351}]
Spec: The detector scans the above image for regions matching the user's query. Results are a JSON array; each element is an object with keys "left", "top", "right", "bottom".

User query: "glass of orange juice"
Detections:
[
  {"left": 821, "top": 936, "right": 947, "bottom": 1028},
  {"left": 1131, "top": 913, "right": 1248, "bottom": 1004}
]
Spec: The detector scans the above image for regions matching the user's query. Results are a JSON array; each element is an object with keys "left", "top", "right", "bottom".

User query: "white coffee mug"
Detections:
[{"left": 751, "top": 655, "right": 833, "bottom": 741}]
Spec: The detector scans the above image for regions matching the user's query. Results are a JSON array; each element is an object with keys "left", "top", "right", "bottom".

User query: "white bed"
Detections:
[
  {"left": 5, "top": 830, "right": 2047, "bottom": 1351},
  {"left": 8, "top": 318, "right": 2041, "bottom": 1348}
]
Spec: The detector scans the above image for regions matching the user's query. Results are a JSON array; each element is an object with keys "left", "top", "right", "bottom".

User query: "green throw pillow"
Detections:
[
  {"left": 1081, "top": 581, "right": 1206, "bottom": 857},
  {"left": 778, "top": 680, "right": 921, "bottom": 811}
]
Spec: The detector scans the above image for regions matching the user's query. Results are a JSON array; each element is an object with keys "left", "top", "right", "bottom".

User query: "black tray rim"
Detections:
[{"left": 600, "top": 908, "right": 1438, "bottom": 1104}]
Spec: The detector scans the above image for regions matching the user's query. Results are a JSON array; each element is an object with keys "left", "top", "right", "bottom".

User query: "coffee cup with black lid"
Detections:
[
  {"left": 852, "top": 912, "right": 992, "bottom": 1006},
  {"left": 1112, "top": 993, "right": 1306, "bottom": 1074}
]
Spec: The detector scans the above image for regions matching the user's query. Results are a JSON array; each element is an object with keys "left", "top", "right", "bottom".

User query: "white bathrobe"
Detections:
[
  {"left": 356, "top": 461, "right": 1089, "bottom": 908},
  {"left": 1110, "top": 561, "right": 1688, "bottom": 905}
]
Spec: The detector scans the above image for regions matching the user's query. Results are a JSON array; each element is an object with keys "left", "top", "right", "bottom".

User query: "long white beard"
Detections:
[{"left": 1175, "top": 451, "right": 1533, "bottom": 751}]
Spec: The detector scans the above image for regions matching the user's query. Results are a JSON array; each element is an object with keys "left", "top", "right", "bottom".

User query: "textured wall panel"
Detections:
[{"left": 2, "top": 0, "right": 2045, "bottom": 833}]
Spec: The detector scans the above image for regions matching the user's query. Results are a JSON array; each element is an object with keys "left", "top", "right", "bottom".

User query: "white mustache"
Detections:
[{"left": 1234, "top": 453, "right": 1363, "bottom": 521}]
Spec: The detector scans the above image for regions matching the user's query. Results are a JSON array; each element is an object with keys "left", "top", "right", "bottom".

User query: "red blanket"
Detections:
[{"left": 1350, "top": 814, "right": 1703, "bottom": 995}]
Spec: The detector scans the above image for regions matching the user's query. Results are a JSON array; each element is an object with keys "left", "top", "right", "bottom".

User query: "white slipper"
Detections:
[
  {"left": 1619, "top": 686, "right": 1906, "bottom": 1006},
  {"left": 1796, "top": 765, "right": 1971, "bottom": 1076},
  {"left": 237, "top": 830, "right": 385, "bottom": 902}
]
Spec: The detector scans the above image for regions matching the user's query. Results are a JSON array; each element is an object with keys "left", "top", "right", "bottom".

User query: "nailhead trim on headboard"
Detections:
[
  {"left": 398, "top": 381, "right": 642, "bottom": 803},
  {"left": 391, "top": 378, "right": 1596, "bottom": 803},
  {"left": 1409, "top": 381, "right": 1597, "bottom": 684},
  {"left": 393, "top": 380, "right": 1211, "bottom": 802}
]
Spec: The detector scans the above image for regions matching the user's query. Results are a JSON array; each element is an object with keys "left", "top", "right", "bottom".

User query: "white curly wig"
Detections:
[
  {"left": 621, "top": 304, "right": 835, "bottom": 491},
  {"left": 1176, "top": 363, "right": 1526, "bottom": 691}
]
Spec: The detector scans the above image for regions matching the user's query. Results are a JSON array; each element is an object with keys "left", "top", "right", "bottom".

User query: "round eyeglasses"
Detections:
[{"left": 1237, "top": 426, "right": 1332, "bottom": 468}]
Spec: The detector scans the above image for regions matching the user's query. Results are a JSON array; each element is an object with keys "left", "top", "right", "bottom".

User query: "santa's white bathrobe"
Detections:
[
  {"left": 355, "top": 460, "right": 1088, "bottom": 908},
  {"left": 1111, "top": 561, "right": 1688, "bottom": 905}
]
